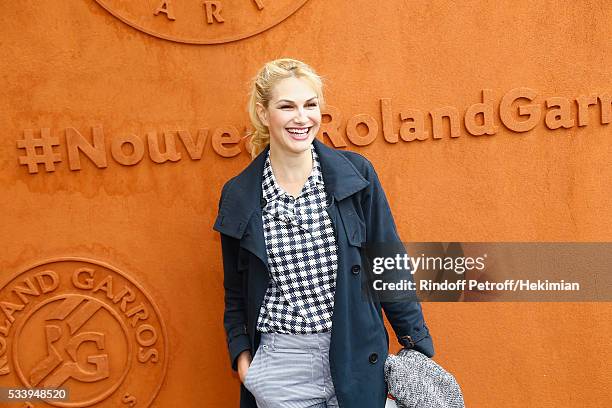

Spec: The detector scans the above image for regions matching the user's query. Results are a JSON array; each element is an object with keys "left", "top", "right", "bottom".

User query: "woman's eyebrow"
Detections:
[{"left": 275, "top": 97, "right": 318, "bottom": 104}]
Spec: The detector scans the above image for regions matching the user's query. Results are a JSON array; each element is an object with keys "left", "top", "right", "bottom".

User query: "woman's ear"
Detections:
[{"left": 256, "top": 103, "right": 269, "bottom": 127}]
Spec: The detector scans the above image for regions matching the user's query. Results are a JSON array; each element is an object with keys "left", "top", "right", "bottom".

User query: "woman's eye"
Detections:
[
  {"left": 280, "top": 106, "right": 292, "bottom": 109},
  {"left": 307, "top": 103, "right": 318, "bottom": 108}
]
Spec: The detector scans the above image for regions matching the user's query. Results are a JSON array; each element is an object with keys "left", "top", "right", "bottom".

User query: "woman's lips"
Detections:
[{"left": 285, "top": 127, "right": 311, "bottom": 140}]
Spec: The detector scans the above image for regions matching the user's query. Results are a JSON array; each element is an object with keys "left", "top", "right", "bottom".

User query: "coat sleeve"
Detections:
[
  {"left": 217, "top": 184, "right": 251, "bottom": 371},
  {"left": 360, "top": 159, "right": 435, "bottom": 357}
]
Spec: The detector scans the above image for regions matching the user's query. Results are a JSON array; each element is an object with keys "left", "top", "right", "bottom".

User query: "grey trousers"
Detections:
[{"left": 243, "top": 331, "right": 339, "bottom": 408}]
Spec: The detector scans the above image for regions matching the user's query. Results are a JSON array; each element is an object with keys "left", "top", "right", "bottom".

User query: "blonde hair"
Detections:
[{"left": 247, "top": 58, "right": 325, "bottom": 159}]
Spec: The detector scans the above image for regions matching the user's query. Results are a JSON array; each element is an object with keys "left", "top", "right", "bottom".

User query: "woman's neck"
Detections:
[{"left": 268, "top": 145, "right": 313, "bottom": 196}]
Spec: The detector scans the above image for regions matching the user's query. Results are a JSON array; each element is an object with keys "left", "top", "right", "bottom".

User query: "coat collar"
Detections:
[{"left": 214, "top": 138, "right": 369, "bottom": 240}]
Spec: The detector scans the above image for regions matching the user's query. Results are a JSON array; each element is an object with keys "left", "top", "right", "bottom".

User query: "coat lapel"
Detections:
[
  {"left": 213, "top": 138, "right": 370, "bottom": 268},
  {"left": 213, "top": 142, "right": 268, "bottom": 267},
  {"left": 313, "top": 138, "right": 370, "bottom": 201}
]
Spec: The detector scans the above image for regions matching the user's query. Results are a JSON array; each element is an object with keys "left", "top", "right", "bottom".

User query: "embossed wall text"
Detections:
[
  {"left": 93, "top": 0, "right": 310, "bottom": 44},
  {"left": 0, "top": 259, "right": 168, "bottom": 407},
  {"left": 15, "top": 88, "right": 611, "bottom": 174}
]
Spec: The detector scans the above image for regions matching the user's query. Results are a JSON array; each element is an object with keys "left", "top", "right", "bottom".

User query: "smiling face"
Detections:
[{"left": 256, "top": 76, "right": 322, "bottom": 157}]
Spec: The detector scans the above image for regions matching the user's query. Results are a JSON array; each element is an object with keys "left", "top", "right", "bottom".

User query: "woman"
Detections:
[{"left": 214, "top": 58, "right": 434, "bottom": 408}]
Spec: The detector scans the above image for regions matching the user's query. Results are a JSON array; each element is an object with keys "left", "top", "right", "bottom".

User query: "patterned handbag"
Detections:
[{"left": 384, "top": 349, "right": 466, "bottom": 408}]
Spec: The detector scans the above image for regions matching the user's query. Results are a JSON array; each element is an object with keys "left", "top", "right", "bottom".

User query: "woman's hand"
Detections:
[{"left": 237, "top": 350, "right": 253, "bottom": 384}]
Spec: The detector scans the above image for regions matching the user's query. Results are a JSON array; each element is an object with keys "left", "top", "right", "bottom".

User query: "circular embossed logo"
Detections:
[
  {"left": 93, "top": 0, "right": 310, "bottom": 44},
  {"left": 0, "top": 258, "right": 168, "bottom": 407}
]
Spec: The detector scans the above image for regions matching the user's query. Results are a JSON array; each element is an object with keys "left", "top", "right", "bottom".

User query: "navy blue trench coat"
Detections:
[{"left": 213, "top": 138, "right": 434, "bottom": 408}]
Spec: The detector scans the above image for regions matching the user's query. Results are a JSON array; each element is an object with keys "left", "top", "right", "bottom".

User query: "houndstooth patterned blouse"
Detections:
[{"left": 256, "top": 144, "right": 339, "bottom": 334}]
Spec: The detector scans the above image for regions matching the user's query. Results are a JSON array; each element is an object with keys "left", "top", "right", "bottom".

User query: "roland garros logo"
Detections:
[
  {"left": 0, "top": 258, "right": 168, "bottom": 407},
  {"left": 92, "top": 0, "right": 310, "bottom": 44}
]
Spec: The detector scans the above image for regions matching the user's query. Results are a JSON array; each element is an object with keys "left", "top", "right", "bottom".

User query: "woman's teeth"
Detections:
[{"left": 286, "top": 127, "right": 309, "bottom": 135}]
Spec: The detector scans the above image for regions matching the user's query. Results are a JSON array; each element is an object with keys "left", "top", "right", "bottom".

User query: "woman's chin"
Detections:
[{"left": 279, "top": 135, "right": 315, "bottom": 154}]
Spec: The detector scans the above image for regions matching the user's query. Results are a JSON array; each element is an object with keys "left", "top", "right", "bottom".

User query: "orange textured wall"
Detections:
[{"left": 1, "top": 1, "right": 611, "bottom": 407}]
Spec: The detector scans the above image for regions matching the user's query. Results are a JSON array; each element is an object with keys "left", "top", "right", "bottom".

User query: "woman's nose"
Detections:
[{"left": 294, "top": 108, "right": 308, "bottom": 123}]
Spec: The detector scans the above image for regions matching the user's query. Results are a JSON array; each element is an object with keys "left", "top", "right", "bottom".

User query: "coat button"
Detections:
[
  {"left": 260, "top": 197, "right": 267, "bottom": 208},
  {"left": 368, "top": 352, "right": 378, "bottom": 364},
  {"left": 351, "top": 265, "right": 361, "bottom": 275}
]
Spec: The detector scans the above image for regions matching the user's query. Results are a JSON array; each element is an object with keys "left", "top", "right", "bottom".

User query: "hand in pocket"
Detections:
[{"left": 237, "top": 350, "right": 252, "bottom": 384}]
